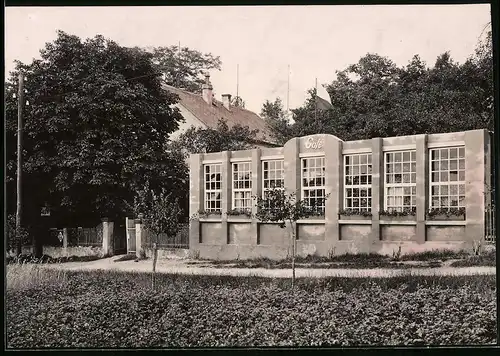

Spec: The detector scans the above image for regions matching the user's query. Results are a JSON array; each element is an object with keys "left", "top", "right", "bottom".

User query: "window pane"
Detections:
[{"left": 458, "top": 147, "right": 465, "bottom": 158}]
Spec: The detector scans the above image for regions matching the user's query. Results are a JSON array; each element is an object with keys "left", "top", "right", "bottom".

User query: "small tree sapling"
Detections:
[
  {"left": 253, "top": 188, "right": 329, "bottom": 289},
  {"left": 137, "top": 187, "right": 183, "bottom": 290}
]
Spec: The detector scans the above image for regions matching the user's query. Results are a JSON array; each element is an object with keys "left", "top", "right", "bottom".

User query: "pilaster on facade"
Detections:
[
  {"left": 221, "top": 151, "right": 231, "bottom": 244},
  {"left": 415, "top": 134, "right": 427, "bottom": 243},
  {"left": 464, "top": 130, "right": 487, "bottom": 242},
  {"left": 371, "top": 138, "right": 383, "bottom": 242}
]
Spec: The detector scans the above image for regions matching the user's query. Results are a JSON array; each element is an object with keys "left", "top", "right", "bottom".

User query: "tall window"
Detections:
[
  {"left": 301, "top": 157, "right": 326, "bottom": 214},
  {"left": 233, "top": 162, "right": 252, "bottom": 211},
  {"left": 344, "top": 153, "right": 372, "bottom": 212},
  {"left": 262, "top": 160, "right": 284, "bottom": 197},
  {"left": 204, "top": 164, "right": 222, "bottom": 212},
  {"left": 430, "top": 147, "right": 465, "bottom": 208},
  {"left": 385, "top": 150, "right": 417, "bottom": 211}
]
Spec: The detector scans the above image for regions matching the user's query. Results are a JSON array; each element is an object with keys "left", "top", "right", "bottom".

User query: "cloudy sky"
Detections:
[{"left": 5, "top": 4, "right": 491, "bottom": 114}]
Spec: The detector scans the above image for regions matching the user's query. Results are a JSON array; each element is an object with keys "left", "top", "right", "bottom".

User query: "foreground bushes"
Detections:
[
  {"left": 6, "top": 270, "right": 496, "bottom": 348},
  {"left": 6, "top": 254, "right": 104, "bottom": 265}
]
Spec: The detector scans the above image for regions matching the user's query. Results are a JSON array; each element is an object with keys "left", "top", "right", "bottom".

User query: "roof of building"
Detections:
[
  {"left": 163, "top": 84, "right": 274, "bottom": 144},
  {"left": 316, "top": 95, "right": 334, "bottom": 111}
]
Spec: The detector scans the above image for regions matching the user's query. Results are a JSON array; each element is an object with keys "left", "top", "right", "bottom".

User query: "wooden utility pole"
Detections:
[
  {"left": 286, "top": 64, "right": 290, "bottom": 118},
  {"left": 16, "top": 73, "right": 25, "bottom": 256}
]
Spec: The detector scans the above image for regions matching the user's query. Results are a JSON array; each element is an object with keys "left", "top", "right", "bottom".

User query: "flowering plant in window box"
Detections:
[
  {"left": 226, "top": 209, "right": 253, "bottom": 218},
  {"left": 426, "top": 207, "right": 465, "bottom": 221},
  {"left": 196, "top": 209, "right": 223, "bottom": 219},
  {"left": 338, "top": 208, "right": 372, "bottom": 220},
  {"left": 380, "top": 207, "right": 416, "bottom": 221}
]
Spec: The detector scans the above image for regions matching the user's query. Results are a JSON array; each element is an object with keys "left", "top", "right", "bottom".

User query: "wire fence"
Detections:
[{"left": 67, "top": 224, "right": 103, "bottom": 247}]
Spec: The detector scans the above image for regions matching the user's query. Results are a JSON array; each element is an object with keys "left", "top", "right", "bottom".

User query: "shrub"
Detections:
[
  {"left": 449, "top": 250, "right": 496, "bottom": 267},
  {"left": 6, "top": 254, "right": 105, "bottom": 265},
  {"left": 399, "top": 249, "right": 469, "bottom": 261}
]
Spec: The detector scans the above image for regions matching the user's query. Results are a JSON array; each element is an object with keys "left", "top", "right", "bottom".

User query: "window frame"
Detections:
[
  {"left": 383, "top": 150, "right": 417, "bottom": 212},
  {"left": 262, "top": 159, "right": 285, "bottom": 198},
  {"left": 343, "top": 153, "right": 373, "bottom": 212},
  {"left": 301, "top": 156, "right": 326, "bottom": 215},
  {"left": 203, "top": 163, "right": 222, "bottom": 213},
  {"left": 232, "top": 161, "right": 253, "bottom": 212},
  {"left": 428, "top": 146, "right": 466, "bottom": 210}
]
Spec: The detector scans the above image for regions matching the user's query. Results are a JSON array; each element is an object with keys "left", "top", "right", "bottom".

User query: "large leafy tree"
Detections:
[
  {"left": 4, "top": 31, "right": 186, "bottom": 229},
  {"left": 152, "top": 45, "right": 222, "bottom": 93}
]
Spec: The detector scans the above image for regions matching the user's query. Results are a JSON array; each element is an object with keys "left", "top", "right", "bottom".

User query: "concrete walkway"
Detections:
[{"left": 39, "top": 256, "right": 496, "bottom": 278}]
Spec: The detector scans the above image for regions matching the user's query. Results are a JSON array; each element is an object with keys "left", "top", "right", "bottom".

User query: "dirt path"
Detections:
[{"left": 39, "top": 256, "right": 496, "bottom": 278}]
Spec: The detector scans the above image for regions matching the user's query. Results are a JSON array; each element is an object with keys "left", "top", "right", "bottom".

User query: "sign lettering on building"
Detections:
[{"left": 305, "top": 137, "right": 325, "bottom": 150}]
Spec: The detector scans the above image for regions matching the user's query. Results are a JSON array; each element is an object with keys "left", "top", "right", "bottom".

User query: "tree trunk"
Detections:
[
  {"left": 15, "top": 229, "right": 22, "bottom": 256},
  {"left": 151, "top": 241, "right": 158, "bottom": 290}
]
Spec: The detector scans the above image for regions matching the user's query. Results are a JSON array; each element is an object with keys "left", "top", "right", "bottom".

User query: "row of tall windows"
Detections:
[{"left": 202, "top": 146, "right": 466, "bottom": 213}]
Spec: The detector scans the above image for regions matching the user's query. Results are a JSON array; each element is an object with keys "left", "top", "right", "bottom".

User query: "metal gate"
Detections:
[
  {"left": 126, "top": 217, "right": 136, "bottom": 254},
  {"left": 113, "top": 221, "right": 127, "bottom": 255}
]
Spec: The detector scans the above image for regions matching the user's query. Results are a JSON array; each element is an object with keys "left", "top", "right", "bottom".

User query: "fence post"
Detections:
[
  {"left": 62, "top": 228, "right": 68, "bottom": 256},
  {"left": 135, "top": 217, "right": 143, "bottom": 259},
  {"left": 102, "top": 218, "right": 113, "bottom": 256}
]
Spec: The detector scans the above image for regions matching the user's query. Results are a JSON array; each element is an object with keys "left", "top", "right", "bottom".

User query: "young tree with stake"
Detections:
[
  {"left": 253, "top": 188, "right": 328, "bottom": 289},
  {"left": 135, "top": 186, "right": 183, "bottom": 290}
]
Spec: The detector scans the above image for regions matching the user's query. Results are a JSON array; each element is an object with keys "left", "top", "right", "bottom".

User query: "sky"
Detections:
[{"left": 4, "top": 4, "right": 492, "bottom": 114}]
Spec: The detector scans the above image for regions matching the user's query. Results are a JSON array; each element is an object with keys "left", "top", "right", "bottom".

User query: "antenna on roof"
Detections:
[
  {"left": 236, "top": 64, "right": 239, "bottom": 102},
  {"left": 315, "top": 77, "right": 318, "bottom": 123},
  {"left": 286, "top": 64, "right": 290, "bottom": 119}
]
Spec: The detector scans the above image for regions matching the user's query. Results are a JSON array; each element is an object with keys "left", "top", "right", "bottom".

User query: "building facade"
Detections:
[
  {"left": 189, "top": 129, "right": 492, "bottom": 260},
  {"left": 165, "top": 74, "right": 277, "bottom": 148}
]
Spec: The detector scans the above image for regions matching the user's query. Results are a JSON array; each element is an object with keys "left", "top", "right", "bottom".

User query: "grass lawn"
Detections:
[{"left": 6, "top": 264, "right": 496, "bottom": 348}]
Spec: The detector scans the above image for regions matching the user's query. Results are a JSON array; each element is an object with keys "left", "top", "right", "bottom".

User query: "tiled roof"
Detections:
[{"left": 163, "top": 84, "right": 274, "bottom": 144}]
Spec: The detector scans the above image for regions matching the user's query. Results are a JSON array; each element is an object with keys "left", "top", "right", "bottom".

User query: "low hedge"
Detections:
[
  {"left": 6, "top": 254, "right": 104, "bottom": 265},
  {"left": 6, "top": 271, "right": 497, "bottom": 348}
]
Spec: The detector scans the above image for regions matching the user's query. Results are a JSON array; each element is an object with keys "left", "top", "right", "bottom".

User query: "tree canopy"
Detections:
[
  {"left": 264, "top": 29, "right": 493, "bottom": 143},
  {"left": 152, "top": 45, "right": 222, "bottom": 93},
  {"left": 260, "top": 97, "right": 291, "bottom": 146},
  {"left": 4, "top": 31, "right": 187, "bottom": 227}
]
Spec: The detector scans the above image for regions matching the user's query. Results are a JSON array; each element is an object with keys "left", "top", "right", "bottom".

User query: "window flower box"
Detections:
[
  {"left": 426, "top": 207, "right": 465, "bottom": 221},
  {"left": 197, "top": 210, "right": 223, "bottom": 219},
  {"left": 379, "top": 208, "right": 416, "bottom": 222},
  {"left": 380, "top": 215, "right": 416, "bottom": 222},
  {"left": 338, "top": 209, "right": 372, "bottom": 220},
  {"left": 226, "top": 209, "right": 252, "bottom": 218}
]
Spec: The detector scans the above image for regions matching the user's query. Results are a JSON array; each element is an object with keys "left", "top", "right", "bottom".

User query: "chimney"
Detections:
[
  {"left": 222, "top": 94, "right": 232, "bottom": 110},
  {"left": 202, "top": 73, "right": 213, "bottom": 105}
]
